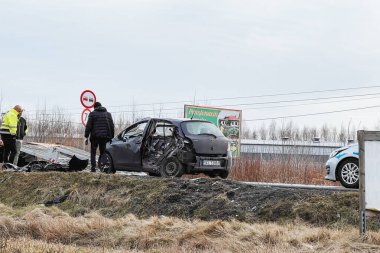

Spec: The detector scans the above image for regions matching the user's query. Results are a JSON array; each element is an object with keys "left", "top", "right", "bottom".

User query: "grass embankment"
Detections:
[
  {"left": 0, "top": 172, "right": 379, "bottom": 252},
  {"left": 0, "top": 172, "right": 362, "bottom": 225}
]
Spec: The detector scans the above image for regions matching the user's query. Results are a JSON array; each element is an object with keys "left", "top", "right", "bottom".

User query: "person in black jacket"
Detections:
[
  {"left": 85, "top": 102, "right": 115, "bottom": 172},
  {"left": 13, "top": 113, "right": 28, "bottom": 165},
  {"left": 0, "top": 139, "right": 4, "bottom": 164}
]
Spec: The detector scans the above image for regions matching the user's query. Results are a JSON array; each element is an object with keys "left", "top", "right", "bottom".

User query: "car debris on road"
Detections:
[
  {"left": 2, "top": 155, "right": 88, "bottom": 172},
  {"left": 1, "top": 142, "right": 90, "bottom": 173}
]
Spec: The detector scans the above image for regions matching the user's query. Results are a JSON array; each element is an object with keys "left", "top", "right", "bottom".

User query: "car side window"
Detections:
[
  {"left": 153, "top": 125, "right": 174, "bottom": 137},
  {"left": 123, "top": 122, "right": 148, "bottom": 139}
]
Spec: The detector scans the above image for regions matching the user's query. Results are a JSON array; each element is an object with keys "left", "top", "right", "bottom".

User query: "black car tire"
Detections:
[
  {"left": 148, "top": 172, "right": 160, "bottom": 177},
  {"left": 98, "top": 153, "right": 116, "bottom": 174},
  {"left": 206, "top": 172, "right": 218, "bottom": 178},
  {"left": 218, "top": 170, "right": 229, "bottom": 179},
  {"left": 160, "top": 157, "right": 184, "bottom": 178},
  {"left": 337, "top": 158, "right": 359, "bottom": 189}
]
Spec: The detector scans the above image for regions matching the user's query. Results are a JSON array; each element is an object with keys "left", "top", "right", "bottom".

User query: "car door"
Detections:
[{"left": 110, "top": 121, "right": 148, "bottom": 170}]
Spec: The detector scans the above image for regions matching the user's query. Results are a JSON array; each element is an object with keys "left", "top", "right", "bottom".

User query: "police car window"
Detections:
[{"left": 123, "top": 122, "right": 147, "bottom": 139}]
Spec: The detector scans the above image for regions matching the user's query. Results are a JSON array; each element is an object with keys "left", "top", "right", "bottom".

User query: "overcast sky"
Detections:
[{"left": 1, "top": 0, "right": 380, "bottom": 130}]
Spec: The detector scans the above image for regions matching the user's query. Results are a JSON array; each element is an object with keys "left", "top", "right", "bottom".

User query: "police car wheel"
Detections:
[{"left": 337, "top": 158, "right": 359, "bottom": 188}]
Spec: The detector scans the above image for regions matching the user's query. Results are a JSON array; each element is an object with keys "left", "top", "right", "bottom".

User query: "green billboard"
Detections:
[{"left": 184, "top": 105, "right": 242, "bottom": 157}]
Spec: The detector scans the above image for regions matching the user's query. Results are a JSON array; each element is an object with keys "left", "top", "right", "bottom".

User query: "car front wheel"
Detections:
[
  {"left": 98, "top": 153, "right": 116, "bottom": 174},
  {"left": 337, "top": 158, "right": 359, "bottom": 188}
]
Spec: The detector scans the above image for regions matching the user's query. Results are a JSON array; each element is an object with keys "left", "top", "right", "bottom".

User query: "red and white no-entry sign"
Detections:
[
  {"left": 80, "top": 90, "right": 97, "bottom": 108},
  {"left": 81, "top": 108, "right": 92, "bottom": 127}
]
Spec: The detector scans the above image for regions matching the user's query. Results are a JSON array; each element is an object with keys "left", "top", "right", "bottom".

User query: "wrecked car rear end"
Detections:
[
  {"left": 178, "top": 120, "right": 231, "bottom": 178},
  {"left": 102, "top": 118, "right": 231, "bottom": 178}
]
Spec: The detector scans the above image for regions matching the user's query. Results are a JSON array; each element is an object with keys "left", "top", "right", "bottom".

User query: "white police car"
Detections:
[{"left": 325, "top": 144, "right": 359, "bottom": 188}]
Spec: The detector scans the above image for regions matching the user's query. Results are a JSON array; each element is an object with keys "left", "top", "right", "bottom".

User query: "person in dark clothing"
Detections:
[
  {"left": 0, "top": 114, "right": 3, "bottom": 163},
  {"left": 84, "top": 102, "right": 115, "bottom": 172},
  {"left": 13, "top": 113, "right": 28, "bottom": 165},
  {"left": 0, "top": 139, "right": 4, "bottom": 163}
]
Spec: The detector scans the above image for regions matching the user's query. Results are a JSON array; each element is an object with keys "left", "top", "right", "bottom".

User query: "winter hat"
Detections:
[{"left": 94, "top": 102, "right": 102, "bottom": 108}]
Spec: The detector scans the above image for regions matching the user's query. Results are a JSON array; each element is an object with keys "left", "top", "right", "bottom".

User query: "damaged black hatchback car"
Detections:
[{"left": 99, "top": 118, "right": 232, "bottom": 178}]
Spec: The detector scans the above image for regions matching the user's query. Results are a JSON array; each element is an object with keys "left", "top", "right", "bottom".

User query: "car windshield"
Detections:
[{"left": 181, "top": 121, "right": 224, "bottom": 137}]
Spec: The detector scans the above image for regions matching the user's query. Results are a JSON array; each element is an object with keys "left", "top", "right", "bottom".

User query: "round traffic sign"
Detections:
[
  {"left": 80, "top": 90, "right": 97, "bottom": 108},
  {"left": 81, "top": 108, "right": 92, "bottom": 127}
]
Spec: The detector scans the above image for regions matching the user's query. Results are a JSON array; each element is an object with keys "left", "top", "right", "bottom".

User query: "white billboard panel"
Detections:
[{"left": 364, "top": 141, "right": 380, "bottom": 212}]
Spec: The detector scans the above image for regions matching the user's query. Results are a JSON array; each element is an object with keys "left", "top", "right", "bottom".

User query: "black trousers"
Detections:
[
  {"left": 1, "top": 134, "right": 16, "bottom": 164},
  {"left": 0, "top": 146, "right": 4, "bottom": 163},
  {"left": 90, "top": 138, "right": 108, "bottom": 169}
]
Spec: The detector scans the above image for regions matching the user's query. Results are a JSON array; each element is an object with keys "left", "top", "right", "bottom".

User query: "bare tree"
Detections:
[
  {"left": 320, "top": 123, "right": 330, "bottom": 141},
  {"left": 338, "top": 123, "right": 347, "bottom": 143},
  {"left": 331, "top": 126, "right": 338, "bottom": 142},
  {"left": 301, "top": 126, "right": 310, "bottom": 141},
  {"left": 310, "top": 127, "right": 318, "bottom": 140},
  {"left": 269, "top": 120, "right": 277, "bottom": 140},
  {"left": 259, "top": 123, "right": 267, "bottom": 140},
  {"left": 251, "top": 126, "right": 258, "bottom": 140},
  {"left": 241, "top": 121, "right": 251, "bottom": 139}
]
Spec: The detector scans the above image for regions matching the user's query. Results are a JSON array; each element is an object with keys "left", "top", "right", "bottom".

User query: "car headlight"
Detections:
[{"left": 329, "top": 148, "right": 348, "bottom": 159}]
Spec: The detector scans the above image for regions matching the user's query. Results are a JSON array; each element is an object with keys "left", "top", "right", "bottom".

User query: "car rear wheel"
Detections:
[
  {"left": 206, "top": 171, "right": 229, "bottom": 179},
  {"left": 160, "top": 157, "right": 184, "bottom": 177},
  {"left": 148, "top": 172, "right": 160, "bottom": 177},
  {"left": 337, "top": 158, "right": 359, "bottom": 188},
  {"left": 206, "top": 172, "right": 218, "bottom": 178},
  {"left": 98, "top": 153, "right": 116, "bottom": 174},
  {"left": 218, "top": 170, "right": 229, "bottom": 179}
]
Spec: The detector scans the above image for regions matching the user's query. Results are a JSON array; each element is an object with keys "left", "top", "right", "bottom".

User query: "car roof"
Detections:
[
  {"left": 162, "top": 117, "right": 211, "bottom": 124},
  {"left": 138, "top": 117, "right": 211, "bottom": 125}
]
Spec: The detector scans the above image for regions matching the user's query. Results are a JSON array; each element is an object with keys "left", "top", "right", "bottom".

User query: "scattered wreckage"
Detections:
[
  {"left": 1, "top": 142, "right": 89, "bottom": 172},
  {"left": 99, "top": 118, "right": 232, "bottom": 178}
]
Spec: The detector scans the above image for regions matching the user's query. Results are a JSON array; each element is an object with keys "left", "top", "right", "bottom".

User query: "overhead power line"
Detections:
[
  {"left": 23, "top": 92, "right": 380, "bottom": 116},
  {"left": 240, "top": 95, "right": 380, "bottom": 110},
  {"left": 27, "top": 103, "right": 380, "bottom": 125},
  {"left": 23, "top": 84, "right": 380, "bottom": 113},
  {"left": 245, "top": 104, "right": 380, "bottom": 121},
  {"left": 105, "top": 84, "right": 380, "bottom": 108},
  {"left": 107, "top": 91, "right": 380, "bottom": 114}
]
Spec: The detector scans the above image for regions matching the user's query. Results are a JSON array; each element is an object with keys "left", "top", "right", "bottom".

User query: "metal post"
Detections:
[{"left": 358, "top": 130, "right": 366, "bottom": 238}]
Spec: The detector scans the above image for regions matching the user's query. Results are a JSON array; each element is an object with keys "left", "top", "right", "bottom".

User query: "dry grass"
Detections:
[
  {"left": 0, "top": 205, "right": 379, "bottom": 253},
  {"left": 230, "top": 156, "right": 339, "bottom": 186}
]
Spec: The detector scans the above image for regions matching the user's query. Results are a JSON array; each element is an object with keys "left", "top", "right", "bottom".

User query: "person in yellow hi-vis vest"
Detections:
[{"left": 0, "top": 105, "right": 23, "bottom": 164}]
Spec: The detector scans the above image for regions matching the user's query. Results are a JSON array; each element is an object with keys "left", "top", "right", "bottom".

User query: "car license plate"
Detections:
[{"left": 203, "top": 160, "right": 221, "bottom": 166}]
